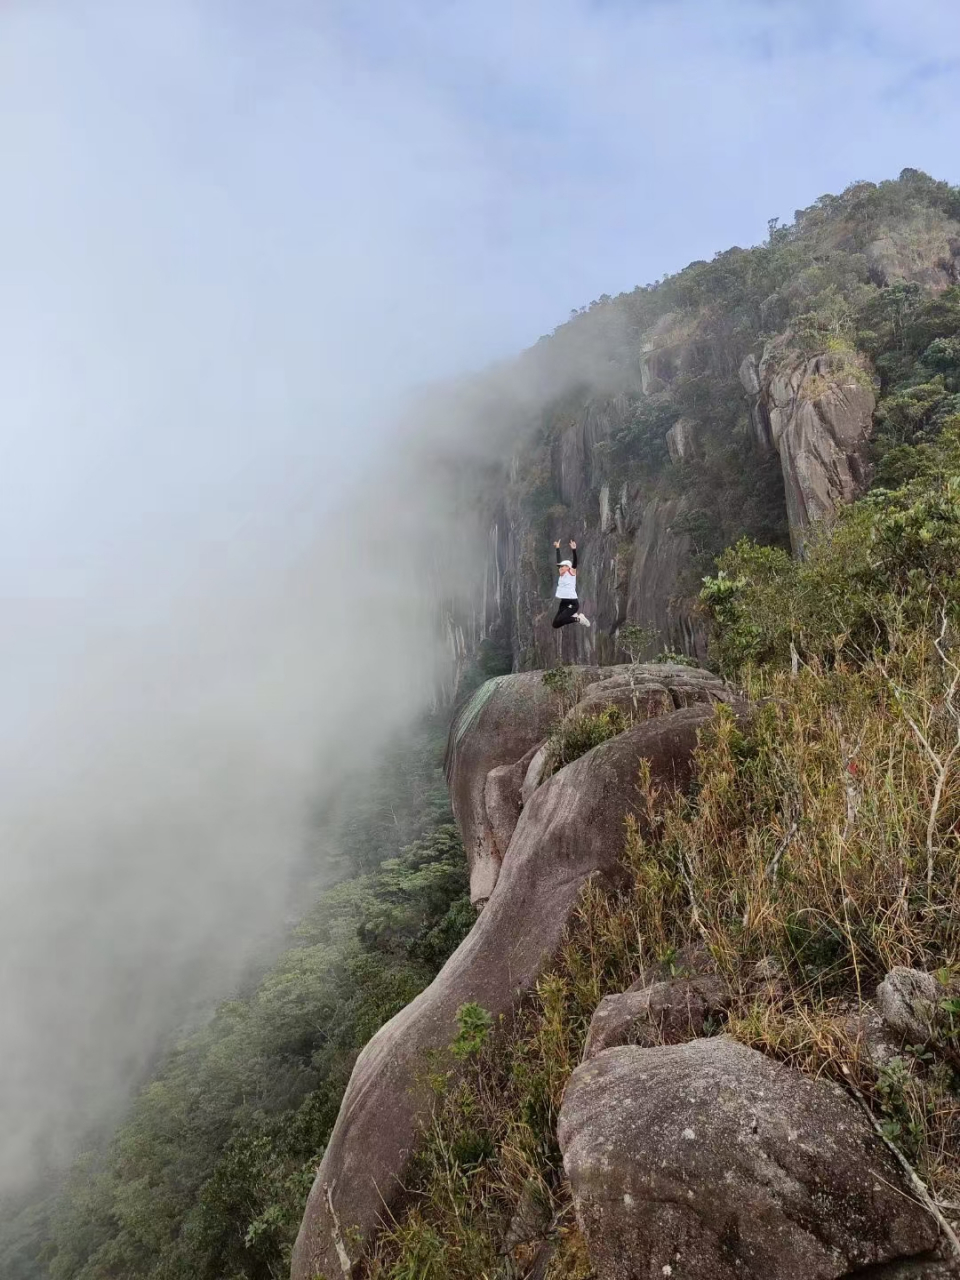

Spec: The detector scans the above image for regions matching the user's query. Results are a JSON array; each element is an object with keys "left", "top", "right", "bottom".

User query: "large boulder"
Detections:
[
  {"left": 291, "top": 700, "right": 741, "bottom": 1280},
  {"left": 571, "top": 665, "right": 728, "bottom": 716},
  {"left": 444, "top": 672, "right": 570, "bottom": 903},
  {"left": 521, "top": 666, "right": 730, "bottom": 800},
  {"left": 446, "top": 666, "right": 729, "bottom": 903},
  {"left": 582, "top": 974, "right": 731, "bottom": 1060},
  {"left": 756, "top": 346, "right": 876, "bottom": 552},
  {"left": 560, "top": 679, "right": 675, "bottom": 728},
  {"left": 558, "top": 1036, "right": 941, "bottom": 1280}
]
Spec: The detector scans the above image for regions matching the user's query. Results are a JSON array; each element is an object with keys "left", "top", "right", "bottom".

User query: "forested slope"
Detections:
[{"left": 0, "top": 716, "right": 473, "bottom": 1280}]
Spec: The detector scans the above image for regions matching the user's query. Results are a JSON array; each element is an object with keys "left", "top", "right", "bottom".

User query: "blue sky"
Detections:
[
  {"left": 0, "top": 0, "right": 959, "bottom": 1196},
  {"left": 0, "top": 0, "right": 958, "bottom": 604}
]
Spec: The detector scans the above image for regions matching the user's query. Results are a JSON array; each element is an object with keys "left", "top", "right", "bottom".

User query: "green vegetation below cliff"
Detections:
[{"left": 1, "top": 716, "right": 472, "bottom": 1280}]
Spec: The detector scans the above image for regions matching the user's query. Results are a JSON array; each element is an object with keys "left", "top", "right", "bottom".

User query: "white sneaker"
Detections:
[{"left": 576, "top": 613, "right": 591, "bottom": 627}]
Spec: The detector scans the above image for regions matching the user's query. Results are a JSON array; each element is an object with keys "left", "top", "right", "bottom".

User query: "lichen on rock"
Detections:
[{"left": 558, "top": 1037, "right": 942, "bottom": 1280}]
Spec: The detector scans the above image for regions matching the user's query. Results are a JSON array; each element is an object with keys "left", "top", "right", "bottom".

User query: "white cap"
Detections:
[{"left": 559, "top": 559, "right": 573, "bottom": 567}]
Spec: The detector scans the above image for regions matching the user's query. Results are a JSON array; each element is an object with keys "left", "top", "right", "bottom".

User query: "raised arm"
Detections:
[
  {"left": 569, "top": 539, "right": 578, "bottom": 570},
  {"left": 555, "top": 540, "right": 562, "bottom": 565}
]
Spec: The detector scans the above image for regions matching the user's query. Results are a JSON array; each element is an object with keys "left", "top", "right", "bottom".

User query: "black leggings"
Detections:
[{"left": 552, "top": 599, "right": 580, "bottom": 628}]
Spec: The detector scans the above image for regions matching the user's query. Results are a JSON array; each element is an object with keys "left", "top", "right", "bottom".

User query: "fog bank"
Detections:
[{"left": 0, "top": 0, "right": 514, "bottom": 1196}]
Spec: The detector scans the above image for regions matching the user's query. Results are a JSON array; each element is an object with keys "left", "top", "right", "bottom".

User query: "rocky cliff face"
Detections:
[
  {"left": 453, "top": 175, "right": 960, "bottom": 674},
  {"left": 469, "top": 385, "right": 725, "bottom": 673},
  {"left": 741, "top": 345, "right": 877, "bottom": 551}
]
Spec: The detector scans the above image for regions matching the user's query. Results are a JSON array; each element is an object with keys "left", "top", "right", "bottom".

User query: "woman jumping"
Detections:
[{"left": 552, "top": 539, "right": 591, "bottom": 628}]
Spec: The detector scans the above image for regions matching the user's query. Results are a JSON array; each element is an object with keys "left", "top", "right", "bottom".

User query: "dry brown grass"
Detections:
[{"left": 366, "top": 636, "right": 960, "bottom": 1278}]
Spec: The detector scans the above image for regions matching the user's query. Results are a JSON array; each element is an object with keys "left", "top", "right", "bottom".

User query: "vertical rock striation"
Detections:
[{"left": 760, "top": 346, "right": 876, "bottom": 551}]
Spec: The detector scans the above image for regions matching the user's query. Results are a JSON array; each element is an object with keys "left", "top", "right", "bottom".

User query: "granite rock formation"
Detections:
[
  {"left": 291, "top": 673, "right": 742, "bottom": 1279},
  {"left": 559, "top": 1036, "right": 944, "bottom": 1280}
]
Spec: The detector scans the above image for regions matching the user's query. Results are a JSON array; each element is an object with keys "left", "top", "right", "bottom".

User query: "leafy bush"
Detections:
[
  {"left": 701, "top": 438, "right": 960, "bottom": 676},
  {"left": 541, "top": 665, "right": 575, "bottom": 696},
  {"left": 617, "top": 623, "right": 657, "bottom": 663},
  {"left": 541, "top": 664, "right": 585, "bottom": 717},
  {"left": 653, "top": 650, "right": 699, "bottom": 666},
  {"left": 864, "top": 285, "right": 960, "bottom": 487},
  {"left": 451, "top": 1004, "right": 494, "bottom": 1061}
]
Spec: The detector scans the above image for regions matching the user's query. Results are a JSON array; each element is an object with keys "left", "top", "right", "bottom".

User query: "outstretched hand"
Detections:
[
  {"left": 554, "top": 540, "right": 561, "bottom": 549},
  {"left": 569, "top": 539, "right": 577, "bottom": 550}
]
